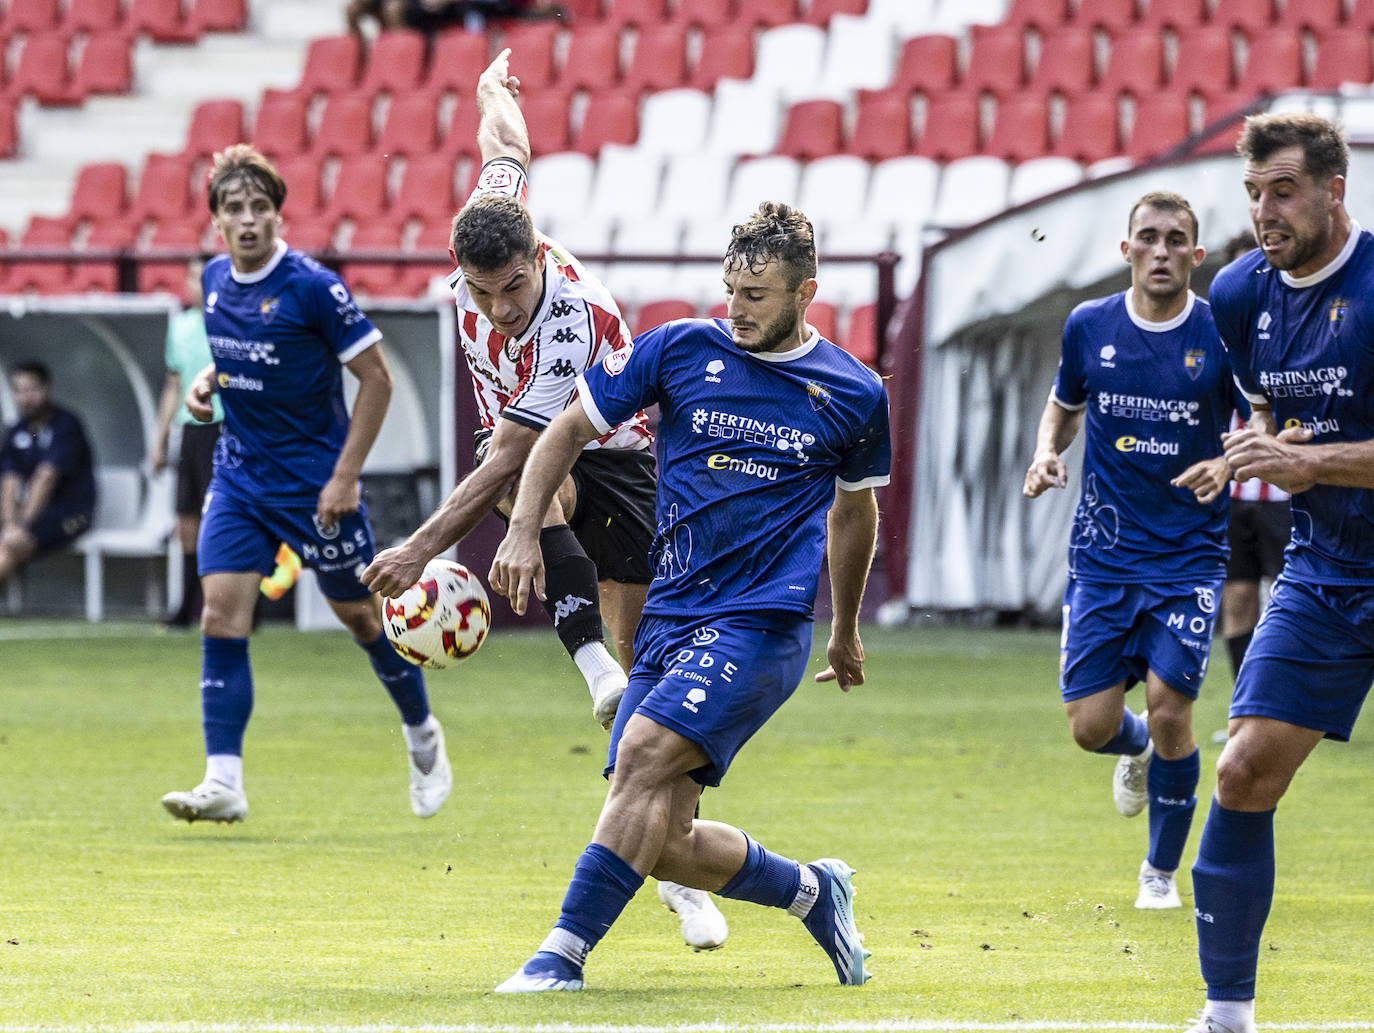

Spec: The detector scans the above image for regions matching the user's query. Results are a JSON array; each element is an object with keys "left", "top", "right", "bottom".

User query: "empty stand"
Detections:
[
  {"left": 128, "top": 153, "right": 194, "bottom": 228},
  {"left": 274, "top": 154, "right": 324, "bottom": 219},
  {"left": 343, "top": 220, "right": 404, "bottom": 297},
  {"left": 572, "top": 89, "right": 640, "bottom": 154},
  {"left": 687, "top": 24, "right": 755, "bottom": 90},
  {"left": 311, "top": 92, "right": 375, "bottom": 158},
  {"left": 915, "top": 92, "right": 982, "bottom": 162},
  {"left": 1004, "top": 0, "right": 1072, "bottom": 30},
  {"left": 518, "top": 91, "right": 573, "bottom": 155},
  {"left": 984, "top": 95, "right": 1052, "bottom": 161},
  {"left": 500, "top": 23, "right": 558, "bottom": 91},
  {"left": 182, "top": 99, "right": 245, "bottom": 160},
  {"left": 441, "top": 94, "right": 481, "bottom": 159},
  {"left": 67, "top": 162, "right": 128, "bottom": 226},
  {"left": 1122, "top": 91, "right": 1192, "bottom": 161},
  {"left": 814, "top": 14, "right": 898, "bottom": 99},
  {"left": 424, "top": 29, "right": 488, "bottom": 94},
  {"left": 635, "top": 88, "right": 711, "bottom": 154},
  {"left": 621, "top": 23, "right": 689, "bottom": 94},
  {"left": 670, "top": 0, "right": 737, "bottom": 29},
  {"left": 13, "top": 215, "right": 76, "bottom": 294},
  {"left": 842, "top": 301, "right": 877, "bottom": 365},
  {"left": 1234, "top": 27, "right": 1303, "bottom": 97},
  {"left": 1167, "top": 25, "right": 1236, "bottom": 98},
  {"left": 1028, "top": 27, "right": 1097, "bottom": 96},
  {"left": 392, "top": 153, "right": 457, "bottom": 223},
  {"left": 0, "top": 98, "right": 16, "bottom": 159},
  {"left": 294, "top": 34, "right": 363, "bottom": 99},
  {"left": 846, "top": 88, "right": 914, "bottom": 161},
  {"left": 0, "top": 0, "right": 60, "bottom": 35},
  {"left": 602, "top": 0, "right": 671, "bottom": 30},
  {"left": 962, "top": 24, "right": 1027, "bottom": 96},
  {"left": 1275, "top": 0, "right": 1339, "bottom": 30},
  {"left": 1136, "top": 0, "right": 1206, "bottom": 29},
  {"left": 1309, "top": 27, "right": 1374, "bottom": 91},
  {"left": 526, "top": 152, "right": 597, "bottom": 227},
  {"left": 138, "top": 220, "right": 209, "bottom": 296},
  {"left": 188, "top": 0, "right": 248, "bottom": 34},
  {"left": 752, "top": 23, "right": 828, "bottom": 98},
  {"left": 805, "top": 300, "right": 839, "bottom": 344},
  {"left": 737, "top": 0, "right": 802, "bottom": 29},
  {"left": 775, "top": 99, "right": 844, "bottom": 160},
  {"left": 1007, "top": 155, "right": 1084, "bottom": 205},
  {"left": 929, "top": 155, "right": 1012, "bottom": 229},
  {"left": 633, "top": 298, "right": 695, "bottom": 336},
  {"left": 805, "top": 0, "right": 869, "bottom": 25},
  {"left": 374, "top": 91, "right": 440, "bottom": 156},
  {"left": 62, "top": 0, "right": 123, "bottom": 35},
  {"left": 1051, "top": 93, "right": 1121, "bottom": 163},
  {"left": 722, "top": 155, "right": 802, "bottom": 222},
  {"left": 8, "top": 33, "right": 77, "bottom": 106},
  {"left": 1098, "top": 28, "right": 1165, "bottom": 98},
  {"left": 891, "top": 34, "right": 960, "bottom": 95},
  {"left": 655, "top": 151, "right": 734, "bottom": 228},
  {"left": 127, "top": 0, "right": 197, "bottom": 43},
  {"left": 323, "top": 154, "right": 389, "bottom": 222},
  {"left": 797, "top": 154, "right": 872, "bottom": 233},
  {"left": 1201, "top": 90, "right": 1264, "bottom": 153},
  {"left": 586, "top": 145, "right": 663, "bottom": 223},
  {"left": 704, "top": 79, "right": 782, "bottom": 156},
  {"left": 557, "top": 23, "right": 625, "bottom": 94},
  {"left": 253, "top": 89, "right": 310, "bottom": 159},
  {"left": 359, "top": 30, "right": 428, "bottom": 97},
  {"left": 69, "top": 31, "right": 134, "bottom": 99},
  {"left": 1209, "top": 0, "right": 1275, "bottom": 31},
  {"left": 1071, "top": 0, "right": 1139, "bottom": 32}
]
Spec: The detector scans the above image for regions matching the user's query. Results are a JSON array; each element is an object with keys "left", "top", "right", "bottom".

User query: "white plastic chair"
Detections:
[
  {"left": 74, "top": 466, "right": 178, "bottom": 622},
  {"left": 929, "top": 155, "right": 1012, "bottom": 230},
  {"left": 527, "top": 152, "right": 596, "bottom": 229},
  {"left": 635, "top": 89, "right": 712, "bottom": 155},
  {"left": 704, "top": 79, "right": 783, "bottom": 157}
]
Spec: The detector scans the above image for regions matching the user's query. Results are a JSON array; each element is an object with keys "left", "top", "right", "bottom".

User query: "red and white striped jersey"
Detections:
[
  {"left": 1229, "top": 411, "right": 1289, "bottom": 502},
  {"left": 446, "top": 157, "right": 651, "bottom": 452}
]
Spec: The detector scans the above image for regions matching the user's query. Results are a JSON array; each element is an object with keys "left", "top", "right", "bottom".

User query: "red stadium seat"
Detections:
[
  {"left": 842, "top": 301, "right": 877, "bottom": 365},
  {"left": 1209, "top": 0, "right": 1274, "bottom": 31},
  {"left": 68, "top": 30, "right": 133, "bottom": 98},
  {"left": 1167, "top": 26, "right": 1236, "bottom": 98},
  {"left": 1234, "top": 27, "right": 1303, "bottom": 96},
  {"left": 1003, "top": 0, "right": 1072, "bottom": 30},
  {"left": 253, "top": 89, "right": 310, "bottom": 159},
  {"left": 500, "top": 23, "right": 559, "bottom": 91},
  {"left": 1051, "top": 93, "right": 1121, "bottom": 163},
  {"left": 961, "top": 24, "right": 1027, "bottom": 97},
  {"left": 424, "top": 28, "right": 487, "bottom": 94},
  {"left": 359, "top": 29, "right": 428, "bottom": 97},
  {"left": 517, "top": 91, "right": 573, "bottom": 155},
  {"left": 1098, "top": 28, "right": 1165, "bottom": 98},
  {"left": 1308, "top": 27, "right": 1374, "bottom": 90},
  {"left": 279, "top": 216, "right": 337, "bottom": 254},
  {"left": 983, "top": 95, "right": 1051, "bottom": 161},
  {"left": 8, "top": 33, "right": 78, "bottom": 106},
  {"left": 0, "top": 97, "right": 17, "bottom": 158},
  {"left": 394, "top": 217, "right": 456, "bottom": 296},
  {"left": 128, "top": 153, "right": 194, "bottom": 227},
  {"left": 310, "top": 92, "right": 375, "bottom": 158},
  {"left": 633, "top": 298, "right": 695, "bottom": 336},
  {"left": 183, "top": 99, "right": 245, "bottom": 160},
  {"left": 572, "top": 88, "right": 638, "bottom": 153},
  {"left": 374, "top": 90, "right": 440, "bottom": 156},
  {"left": 891, "top": 34, "right": 959, "bottom": 95},
  {"left": 555, "top": 0, "right": 603, "bottom": 22},
  {"left": 13, "top": 215, "right": 76, "bottom": 295},
  {"left": 187, "top": 0, "right": 248, "bottom": 34},
  {"left": 806, "top": 301, "right": 838, "bottom": 344},
  {"left": 1027, "top": 26, "right": 1097, "bottom": 95},
  {"left": 342, "top": 220, "right": 404, "bottom": 297},
  {"left": 1347, "top": 0, "right": 1374, "bottom": 28},
  {"left": 670, "top": 0, "right": 737, "bottom": 30},
  {"left": 0, "top": 0, "right": 60, "bottom": 35},
  {"left": 804, "top": 0, "right": 868, "bottom": 26},
  {"left": 846, "top": 88, "right": 914, "bottom": 161},
  {"left": 74, "top": 219, "right": 137, "bottom": 293},
  {"left": 62, "top": 0, "right": 123, "bottom": 35},
  {"left": 127, "top": 0, "right": 197, "bottom": 42},
  {"left": 1276, "top": 0, "right": 1340, "bottom": 30},
  {"left": 915, "top": 92, "right": 981, "bottom": 162},
  {"left": 274, "top": 154, "right": 325, "bottom": 219},
  {"left": 67, "top": 162, "right": 129, "bottom": 225},
  {"left": 556, "top": 23, "right": 623, "bottom": 93},
  {"left": 602, "top": 0, "right": 669, "bottom": 30},
  {"left": 323, "top": 154, "right": 389, "bottom": 222},
  {"left": 392, "top": 153, "right": 458, "bottom": 222},
  {"left": 736, "top": 0, "right": 799, "bottom": 28},
  {"left": 1071, "top": 0, "right": 1138, "bottom": 32},
  {"left": 440, "top": 95, "right": 481, "bottom": 159},
  {"left": 295, "top": 34, "right": 363, "bottom": 99},
  {"left": 1200, "top": 90, "right": 1263, "bottom": 153},
  {"left": 1136, "top": 0, "right": 1206, "bottom": 29},
  {"left": 688, "top": 24, "right": 755, "bottom": 90},
  {"left": 775, "top": 99, "right": 844, "bottom": 160},
  {"left": 1122, "top": 91, "right": 1192, "bottom": 161},
  {"left": 622, "top": 23, "right": 689, "bottom": 94}
]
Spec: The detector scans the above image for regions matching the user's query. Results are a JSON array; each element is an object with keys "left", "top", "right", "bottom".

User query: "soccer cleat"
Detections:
[
  {"left": 591, "top": 669, "right": 627, "bottom": 730},
  {"left": 408, "top": 719, "right": 453, "bottom": 819},
  {"left": 1113, "top": 736, "right": 1153, "bottom": 817},
  {"left": 1183, "top": 1015, "right": 1255, "bottom": 1033},
  {"left": 1136, "top": 860, "right": 1182, "bottom": 910},
  {"left": 494, "top": 951, "right": 585, "bottom": 993},
  {"left": 800, "top": 858, "right": 872, "bottom": 985},
  {"left": 657, "top": 880, "right": 729, "bottom": 951},
  {"left": 161, "top": 780, "right": 247, "bottom": 823}
]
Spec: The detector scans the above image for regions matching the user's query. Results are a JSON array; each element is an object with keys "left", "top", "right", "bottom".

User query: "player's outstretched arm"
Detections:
[
  {"left": 1171, "top": 454, "right": 1231, "bottom": 504},
  {"left": 1023, "top": 398, "right": 1081, "bottom": 498},
  {"left": 476, "top": 48, "right": 530, "bottom": 169},
  {"left": 490, "top": 404, "right": 599, "bottom": 614},
  {"left": 362, "top": 419, "right": 540, "bottom": 598},
  {"left": 815, "top": 486, "right": 879, "bottom": 692}
]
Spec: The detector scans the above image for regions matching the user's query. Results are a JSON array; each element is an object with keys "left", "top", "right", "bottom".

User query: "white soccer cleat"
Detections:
[
  {"left": 408, "top": 719, "right": 453, "bottom": 819},
  {"left": 1135, "top": 859, "right": 1182, "bottom": 909},
  {"left": 1184, "top": 1015, "right": 1255, "bottom": 1033},
  {"left": 591, "top": 669, "right": 627, "bottom": 730},
  {"left": 1113, "top": 735, "right": 1153, "bottom": 817},
  {"left": 161, "top": 780, "right": 247, "bottom": 823},
  {"left": 657, "top": 880, "right": 729, "bottom": 951},
  {"left": 494, "top": 952, "right": 585, "bottom": 993}
]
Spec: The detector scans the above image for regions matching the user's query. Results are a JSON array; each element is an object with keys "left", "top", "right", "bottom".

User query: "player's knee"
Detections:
[
  {"left": 1067, "top": 713, "right": 1114, "bottom": 752},
  {"left": 1214, "top": 742, "right": 1288, "bottom": 810}
]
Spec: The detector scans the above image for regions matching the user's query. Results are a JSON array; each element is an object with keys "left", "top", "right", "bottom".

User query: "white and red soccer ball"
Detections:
[{"left": 382, "top": 559, "right": 491, "bottom": 669}]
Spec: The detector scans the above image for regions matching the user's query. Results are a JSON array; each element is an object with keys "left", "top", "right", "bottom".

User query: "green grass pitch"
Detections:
[{"left": 0, "top": 620, "right": 1370, "bottom": 1031}]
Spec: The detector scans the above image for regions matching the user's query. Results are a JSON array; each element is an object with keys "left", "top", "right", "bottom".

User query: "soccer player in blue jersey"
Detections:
[
  {"left": 1184, "top": 112, "right": 1374, "bottom": 1033},
  {"left": 160, "top": 145, "right": 450, "bottom": 824},
  {"left": 486, "top": 200, "right": 890, "bottom": 992},
  {"left": 1023, "top": 192, "right": 1241, "bottom": 910}
]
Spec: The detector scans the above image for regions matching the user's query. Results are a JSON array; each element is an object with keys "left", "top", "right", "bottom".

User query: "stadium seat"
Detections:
[
  {"left": 374, "top": 90, "right": 440, "bottom": 156},
  {"left": 984, "top": 95, "right": 1052, "bottom": 162},
  {"left": 8, "top": 33, "right": 78, "bottom": 106},
  {"left": 635, "top": 88, "right": 711, "bottom": 154},
  {"left": 518, "top": 91, "right": 573, "bottom": 155},
  {"left": 0, "top": 0, "right": 60, "bottom": 35},
  {"left": 182, "top": 99, "right": 245, "bottom": 160},
  {"left": 1346, "top": 0, "right": 1374, "bottom": 28},
  {"left": 703, "top": 78, "right": 782, "bottom": 156},
  {"left": 75, "top": 467, "right": 178, "bottom": 622},
  {"left": 127, "top": 0, "right": 197, "bottom": 43},
  {"left": 722, "top": 155, "right": 802, "bottom": 222},
  {"left": 1200, "top": 90, "right": 1264, "bottom": 153},
  {"left": 1003, "top": 0, "right": 1072, "bottom": 30},
  {"left": 0, "top": 98, "right": 17, "bottom": 159},
  {"left": 391, "top": 153, "right": 457, "bottom": 222},
  {"left": 572, "top": 88, "right": 639, "bottom": 154},
  {"left": 1276, "top": 0, "right": 1340, "bottom": 30},
  {"left": 279, "top": 216, "right": 337, "bottom": 253},
  {"left": 394, "top": 218, "right": 455, "bottom": 297},
  {"left": 1209, "top": 0, "right": 1275, "bottom": 31},
  {"left": 274, "top": 154, "right": 325, "bottom": 219},
  {"left": 138, "top": 218, "right": 210, "bottom": 296},
  {"left": 68, "top": 30, "right": 134, "bottom": 99},
  {"left": 1136, "top": 0, "right": 1206, "bottom": 29},
  {"left": 655, "top": 151, "right": 734, "bottom": 230},
  {"left": 342, "top": 220, "right": 404, "bottom": 297},
  {"left": 359, "top": 29, "right": 428, "bottom": 97},
  {"left": 1071, "top": 0, "right": 1138, "bottom": 32},
  {"left": 735, "top": 0, "right": 800, "bottom": 29},
  {"left": 813, "top": 13, "right": 897, "bottom": 100},
  {"left": 621, "top": 23, "right": 689, "bottom": 95},
  {"left": 440, "top": 95, "right": 481, "bottom": 159},
  {"left": 187, "top": 0, "right": 248, "bottom": 34},
  {"left": 253, "top": 89, "right": 310, "bottom": 159},
  {"left": 294, "top": 34, "right": 363, "bottom": 99},
  {"left": 633, "top": 298, "right": 696, "bottom": 336},
  {"left": 1051, "top": 93, "right": 1121, "bottom": 163},
  {"left": 687, "top": 24, "right": 755, "bottom": 90},
  {"left": 846, "top": 88, "right": 914, "bottom": 161},
  {"left": 67, "top": 162, "right": 129, "bottom": 226},
  {"left": 797, "top": 154, "right": 872, "bottom": 235},
  {"left": 12, "top": 215, "right": 76, "bottom": 294},
  {"left": 1027, "top": 26, "right": 1097, "bottom": 96},
  {"left": 526, "top": 152, "right": 597, "bottom": 227},
  {"left": 670, "top": 0, "right": 736, "bottom": 29},
  {"left": 929, "top": 155, "right": 1011, "bottom": 229},
  {"left": 424, "top": 28, "right": 489, "bottom": 94},
  {"left": 1098, "top": 28, "right": 1165, "bottom": 98},
  {"left": 1234, "top": 27, "right": 1303, "bottom": 96},
  {"left": 915, "top": 92, "right": 982, "bottom": 162},
  {"left": 804, "top": 0, "right": 868, "bottom": 26},
  {"left": 585, "top": 144, "right": 662, "bottom": 224},
  {"left": 805, "top": 300, "right": 839, "bottom": 344},
  {"left": 1122, "top": 90, "right": 1192, "bottom": 161},
  {"left": 500, "top": 22, "right": 558, "bottom": 91},
  {"left": 842, "top": 301, "right": 877, "bottom": 365},
  {"left": 310, "top": 92, "right": 375, "bottom": 158},
  {"left": 72, "top": 219, "right": 134, "bottom": 293},
  {"left": 753, "top": 24, "right": 827, "bottom": 97},
  {"left": 127, "top": 153, "right": 194, "bottom": 228},
  {"left": 602, "top": 0, "right": 670, "bottom": 30},
  {"left": 891, "top": 34, "right": 960, "bottom": 95},
  {"left": 62, "top": 0, "right": 122, "bottom": 35},
  {"left": 961, "top": 23, "right": 1028, "bottom": 97},
  {"left": 775, "top": 99, "right": 844, "bottom": 160},
  {"left": 557, "top": 23, "right": 624, "bottom": 93},
  {"left": 323, "top": 154, "right": 389, "bottom": 222},
  {"left": 1308, "top": 27, "right": 1374, "bottom": 90},
  {"left": 1007, "top": 154, "right": 1084, "bottom": 205},
  {"left": 1167, "top": 26, "right": 1236, "bottom": 98}
]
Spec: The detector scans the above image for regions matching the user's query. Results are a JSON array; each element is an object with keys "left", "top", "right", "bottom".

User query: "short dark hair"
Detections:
[
  {"left": 207, "top": 144, "right": 287, "bottom": 214},
  {"left": 1222, "top": 231, "right": 1258, "bottom": 264},
  {"left": 725, "top": 201, "right": 817, "bottom": 291},
  {"left": 9, "top": 359, "right": 51, "bottom": 385},
  {"left": 1238, "top": 112, "right": 1349, "bottom": 181},
  {"left": 1127, "top": 190, "right": 1199, "bottom": 245},
  {"left": 451, "top": 194, "right": 539, "bottom": 271}
]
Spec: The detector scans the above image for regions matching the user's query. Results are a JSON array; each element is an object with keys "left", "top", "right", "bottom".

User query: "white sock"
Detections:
[
  {"left": 538, "top": 926, "right": 591, "bottom": 967},
  {"left": 401, "top": 713, "right": 440, "bottom": 751},
  {"left": 205, "top": 754, "right": 243, "bottom": 792},
  {"left": 1205, "top": 999, "right": 1255, "bottom": 1031},
  {"left": 574, "top": 642, "right": 623, "bottom": 699},
  {"left": 787, "top": 863, "right": 821, "bottom": 919}
]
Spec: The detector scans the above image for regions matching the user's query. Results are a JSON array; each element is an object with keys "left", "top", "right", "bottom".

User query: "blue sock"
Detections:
[
  {"left": 359, "top": 631, "right": 430, "bottom": 726},
  {"left": 1146, "top": 747, "right": 1200, "bottom": 871},
  {"left": 552, "top": 842, "right": 644, "bottom": 953},
  {"left": 1192, "top": 800, "right": 1275, "bottom": 1000},
  {"left": 201, "top": 636, "right": 253, "bottom": 756},
  {"left": 1094, "top": 705, "right": 1150, "bottom": 755},
  {"left": 717, "top": 832, "right": 802, "bottom": 908}
]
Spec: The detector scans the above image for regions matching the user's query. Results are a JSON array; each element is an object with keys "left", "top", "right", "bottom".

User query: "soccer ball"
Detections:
[{"left": 382, "top": 559, "right": 491, "bottom": 669}]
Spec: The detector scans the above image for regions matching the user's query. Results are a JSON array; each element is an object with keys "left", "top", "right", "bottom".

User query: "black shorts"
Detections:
[
  {"left": 176, "top": 421, "right": 221, "bottom": 516},
  {"left": 30, "top": 505, "right": 92, "bottom": 553},
  {"left": 569, "top": 447, "right": 656, "bottom": 585},
  {"left": 1226, "top": 498, "right": 1290, "bottom": 581}
]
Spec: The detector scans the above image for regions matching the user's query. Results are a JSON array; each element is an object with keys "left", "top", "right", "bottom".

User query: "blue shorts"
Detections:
[
  {"left": 606, "top": 611, "right": 812, "bottom": 787},
  {"left": 1231, "top": 575, "right": 1374, "bottom": 741},
  {"left": 1059, "top": 576, "right": 1223, "bottom": 702},
  {"left": 198, "top": 485, "right": 376, "bottom": 602},
  {"left": 30, "top": 505, "right": 93, "bottom": 553}
]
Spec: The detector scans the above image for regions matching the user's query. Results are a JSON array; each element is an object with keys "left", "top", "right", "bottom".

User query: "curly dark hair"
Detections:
[
  {"left": 451, "top": 194, "right": 539, "bottom": 271},
  {"left": 725, "top": 201, "right": 817, "bottom": 291},
  {"left": 1238, "top": 112, "right": 1349, "bottom": 182},
  {"left": 207, "top": 144, "right": 287, "bottom": 214}
]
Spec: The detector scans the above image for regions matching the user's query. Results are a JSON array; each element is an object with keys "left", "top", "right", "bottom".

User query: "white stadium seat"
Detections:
[
  {"left": 704, "top": 79, "right": 783, "bottom": 157},
  {"left": 527, "top": 152, "right": 596, "bottom": 229},
  {"left": 635, "top": 89, "right": 712, "bottom": 155},
  {"left": 929, "top": 155, "right": 1013, "bottom": 230},
  {"left": 74, "top": 467, "right": 178, "bottom": 623}
]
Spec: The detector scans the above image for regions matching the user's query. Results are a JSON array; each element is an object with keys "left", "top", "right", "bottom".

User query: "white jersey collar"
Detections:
[
  {"left": 750, "top": 324, "right": 821, "bottom": 363},
  {"left": 1124, "top": 288, "right": 1195, "bottom": 333},
  {"left": 1280, "top": 220, "right": 1362, "bottom": 288},
  {"left": 230, "top": 238, "right": 288, "bottom": 284}
]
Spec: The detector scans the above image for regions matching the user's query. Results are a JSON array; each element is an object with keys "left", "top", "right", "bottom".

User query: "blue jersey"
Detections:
[
  {"left": 577, "top": 317, "right": 890, "bottom": 619},
  {"left": 0, "top": 406, "right": 96, "bottom": 513},
  {"left": 1052, "top": 290, "right": 1236, "bottom": 582},
  {"left": 1211, "top": 225, "right": 1374, "bottom": 585},
  {"left": 201, "top": 240, "right": 381, "bottom": 507}
]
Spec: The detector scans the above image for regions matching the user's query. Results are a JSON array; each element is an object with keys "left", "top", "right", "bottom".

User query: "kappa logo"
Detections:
[
  {"left": 549, "top": 300, "right": 577, "bottom": 319},
  {"left": 705, "top": 359, "right": 725, "bottom": 383},
  {"left": 551, "top": 593, "right": 593, "bottom": 625},
  {"left": 551, "top": 327, "right": 581, "bottom": 345},
  {"left": 682, "top": 687, "right": 707, "bottom": 714},
  {"left": 547, "top": 358, "right": 576, "bottom": 378}
]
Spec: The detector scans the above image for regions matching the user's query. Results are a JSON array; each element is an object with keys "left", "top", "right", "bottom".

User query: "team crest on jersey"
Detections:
[
  {"left": 806, "top": 381, "right": 832, "bottom": 411},
  {"left": 477, "top": 165, "right": 514, "bottom": 192},
  {"left": 603, "top": 343, "right": 633, "bottom": 375},
  {"left": 1329, "top": 298, "right": 1350, "bottom": 336},
  {"left": 258, "top": 297, "right": 280, "bottom": 323},
  {"left": 1183, "top": 350, "right": 1205, "bottom": 380}
]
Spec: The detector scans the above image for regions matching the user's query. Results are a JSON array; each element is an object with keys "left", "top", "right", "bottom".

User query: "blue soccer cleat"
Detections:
[
  {"left": 494, "top": 951, "right": 585, "bottom": 993},
  {"left": 801, "top": 858, "right": 872, "bottom": 985}
]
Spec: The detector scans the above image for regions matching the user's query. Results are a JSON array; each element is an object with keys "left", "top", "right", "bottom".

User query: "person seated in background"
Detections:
[{"left": 0, "top": 360, "right": 97, "bottom": 591}]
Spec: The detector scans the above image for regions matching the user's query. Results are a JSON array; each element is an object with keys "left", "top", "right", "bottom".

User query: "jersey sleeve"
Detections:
[
  {"left": 575, "top": 323, "right": 665, "bottom": 434},
  {"left": 1050, "top": 307, "right": 1089, "bottom": 410},
  {"left": 1209, "top": 262, "right": 1268, "bottom": 406},
  {"left": 466, "top": 156, "right": 529, "bottom": 206},
  {"left": 837, "top": 385, "right": 892, "bottom": 491},
  {"left": 306, "top": 269, "right": 382, "bottom": 362}
]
